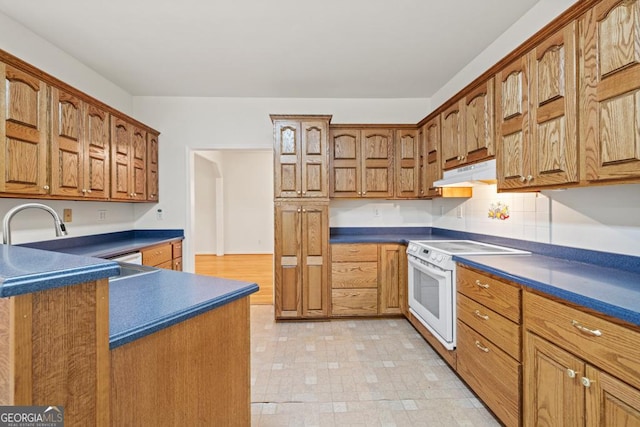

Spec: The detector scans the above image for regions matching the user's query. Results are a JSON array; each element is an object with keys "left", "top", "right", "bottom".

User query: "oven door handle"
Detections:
[{"left": 407, "top": 256, "right": 450, "bottom": 280}]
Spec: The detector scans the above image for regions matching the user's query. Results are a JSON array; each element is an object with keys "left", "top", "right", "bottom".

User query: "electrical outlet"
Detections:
[
  {"left": 374, "top": 207, "right": 380, "bottom": 217},
  {"left": 63, "top": 208, "right": 72, "bottom": 222},
  {"left": 456, "top": 206, "right": 463, "bottom": 218},
  {"left": 156, "top": 209, "right": 163, "bottom": 220},
  {"left": 98, "top": 210, "right": 107, "bottom": 221}
]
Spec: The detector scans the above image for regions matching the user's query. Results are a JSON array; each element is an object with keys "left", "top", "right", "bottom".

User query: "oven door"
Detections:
[{"left": 407, "top": 255, "right": 455, "bottom": 350}]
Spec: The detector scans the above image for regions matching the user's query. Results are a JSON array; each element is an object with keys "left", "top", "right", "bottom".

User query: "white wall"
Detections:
[
  {"left": 330, "top": 200, "right": 432, "bottom": 227},
  {"left": 0, "top": 12, "right": 133, "bottom": 114},
  {"left": 430, "top": 0, "right": 576, "bottom": 109},
  {"left": 194, "top": 153, "right": 221, "bottom": 254}
]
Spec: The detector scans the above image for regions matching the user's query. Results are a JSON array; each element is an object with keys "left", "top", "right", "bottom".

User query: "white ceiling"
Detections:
[{"left": 0, "top": 0, "right": 540, "bottom": 98}]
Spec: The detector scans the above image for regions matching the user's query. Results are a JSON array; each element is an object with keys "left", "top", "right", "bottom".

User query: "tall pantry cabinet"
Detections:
[{"left": 272, "top": 115, "right": 332, "bottom": 319}]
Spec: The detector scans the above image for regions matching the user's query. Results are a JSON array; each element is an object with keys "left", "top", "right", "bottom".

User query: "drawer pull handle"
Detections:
[
  {"left": 474, "top": 310, "right": 489, "bottom": 320},
  {"left": 566, "top": 369, "right": 578, "bottom": 379},
  {"left": 475, "top": 280, "right": 489, "bottom": 289},
  {"left": 571, "top": 320, "right": 602, "bottom": 337},
  {"left": 474, "top": 340, "right": 489, "bottom": 353}
]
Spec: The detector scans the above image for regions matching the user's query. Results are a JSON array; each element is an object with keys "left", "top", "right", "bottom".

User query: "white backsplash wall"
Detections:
[
  {"left": 431, "top": 184, "right": 640, "bottom": 257},
  {"left": 330, "top": 199, "right": 432, "bottom": 228},
  {"left": 0, "top": 199, "right": 136, "bottom": 245}
]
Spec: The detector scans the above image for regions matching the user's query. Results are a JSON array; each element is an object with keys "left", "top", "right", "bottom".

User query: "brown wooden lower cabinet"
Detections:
[
  {"left": 141, "top": 239, "right": 184, "bottom": 271},
  {"left": 523, "top": 290, "right": 640, "bottom": 426},
  {"left": 330, "top": 243, "right": 406, "bottom": 317},
  {"left": 110, "top": 297, "right": 251, "bottom": 426}
]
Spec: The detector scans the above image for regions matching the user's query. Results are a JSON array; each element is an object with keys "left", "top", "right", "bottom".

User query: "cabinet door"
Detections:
[
  {"left": 424, "top": 116, "right": 443, "bottom": 197},
  {"left": 274, "top": 121, "right": 301, "bottom": 198},
  {"left": 84, "top": 104, "right": 110, "bottom": 199},
  {"left": 585, "top": 365, "right": 640, "bottom": 426},
  {"left": 131, "top": 126, "right": 147, "bottom": 200},
  {"left": 274, "top": 204, "right": 302, "bottom": 318},
  {"left": 111, "top": 117, "right": 133, "bottom": 200},
  {"left": 394, "top": 129, "right": 419, "bottom": 198},
  {"left": 378, "top": 244, "right": 405, "bottom": 315},
  {"left": 524, "top": 332, "right": 585, "bottom": 426},
  {"left": 496, "top": 55, "right": 530, "bottom": 189},
  {"left": 330, "top": 128, "right": 361, "bottom": 197},
  {"left": 530, "top": 22, "right": 579, "bottom": 187},
  {"left": 361, "top": 128, "right": 393, "bottom": 198},
  {"left": 464, "top": 78, "right": 494, "bottom": 163},
  {"left": 0, "top": 63, "right": 48, "bottom": 195},
  {"left": 441, "top": 99, "right": 465, "bottom": 170},
  {"left": 301, "top": 204, "right": 329, "bottom": 317},
  {"left": 50, "top": 87, "right": 83, "bottom": 197},
  {"left": 146, "top": 132, "right": 159, "bottom": 201},
  {"left": 301, "top": 121, "right": 328, "bottom": 198},
  {"left": 582, "top": 0, "right": 640, "bottom": 182}
]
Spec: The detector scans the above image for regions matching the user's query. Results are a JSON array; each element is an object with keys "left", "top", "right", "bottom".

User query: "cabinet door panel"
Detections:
[
  {"left": 274, "top": 121, "right": 301, "bottom": 198},
  {"left": 301, "top": 121, "right": 328, "bottom": 197},
  {"left": 524, "top": 332, "right": 585, "bottom": 427},
  {"left": 51, "top": 88, "right": 83, "bottom": 197},
  {"left": 111, "top": 118, "right": 132, "bottom": 200},
  {"left": 301, "top": 205, "right": 328, "bottom": 317},
  {"left": 464, "top": 78, "right": 494, "bottom": 162},
  {"left": 496, "top": 57, "right": 530, "bottom": 189},
  {"left": 131, "top": 127, "right": 147, "bottom": 200},
  {"left": 530, "top": 22, "right": 578, "bottom": 187},
  {"left": 583, "top": 0, "right": 640, "bottom": 181},
  {"left": 0, "top": 64, "right": 48, "bottom": 194},
  {"left": 586, "top": 366, "right": 640, "bottom": 426},
  {"left": 361, "top": 129, "right": 393, "bottom": 197},
  {"left": 395, "top": 129, "right": 419, "bottom": 198},
  {"left": 85, "top": 105, "right": 110, "bottom": 199},
  {"left": 330, "top": 130, "right": 360, "bottom": 197},
  {"left": 378, "top": 244, "right": 404, "bottom": 315},
  {"left": 441, "top": 100, "right": 465, "bottom": 169},
  {"left": 146, "top": 132, "right": 158, "bottom": 201},
  {"left": 423, "top": 117, "right": 442, "bottom": 197},
  {"left": 275, "top": 204, "right": 301, "bottom": 318}
]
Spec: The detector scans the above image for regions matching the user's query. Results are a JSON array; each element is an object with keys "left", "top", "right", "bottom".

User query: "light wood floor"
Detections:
[{"left": 195, "top": 254, "right": 274, "bottom": 305}]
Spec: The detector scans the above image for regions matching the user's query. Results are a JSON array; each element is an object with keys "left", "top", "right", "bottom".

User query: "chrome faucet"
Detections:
[{"left": 2, "top": 203, "right": 68, "bottom": 245}]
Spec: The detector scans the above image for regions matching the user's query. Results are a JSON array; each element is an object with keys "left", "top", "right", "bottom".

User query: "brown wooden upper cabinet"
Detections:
[
  {"left": 581, "top": 0, "right": 640, "bottom": 183},
  {"left": 441, "top": 78, "right": 495, "bottom": 171},
  {"left": 421, "top": 115, "right": 444, "bottom": 198},
  {"left": 0, "top": 63, "right": 49, "bottom": 195},
  {"left": 330, "top": 127, "right": 394, "bottom": 198},
  {"left": 272, "top": 115, "right": 331, "bottom": 199},
  {"left": 111, "top": 117, "right": 147, "bottom": 201},
  {"left": 496, "top": 21, "right": 578, "bottom": 190},
  {"left": 147, "top": 131, "right": 159, "bottom": 201},
  {"left": 50, "top": 87, "right": 111, "bottom": 199},
  {"left": 394, "top": 128, "right": 420, "bottom": 198}
]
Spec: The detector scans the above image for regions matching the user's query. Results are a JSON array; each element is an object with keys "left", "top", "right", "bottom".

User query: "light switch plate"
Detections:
[{"left": 63, "top": 208, "right": 72, "bottom": 222}]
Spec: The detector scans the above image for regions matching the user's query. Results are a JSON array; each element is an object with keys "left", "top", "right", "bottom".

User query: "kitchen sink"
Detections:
[{"left": 109, "top": 261, "right": 160, "bottom": 282}]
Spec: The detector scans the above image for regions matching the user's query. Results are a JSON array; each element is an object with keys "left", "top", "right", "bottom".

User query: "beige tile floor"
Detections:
[{"left": 250, "top": 305, "right": 501, "bottom": 426}]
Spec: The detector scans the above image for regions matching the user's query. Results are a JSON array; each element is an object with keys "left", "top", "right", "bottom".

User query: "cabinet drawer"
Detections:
[
  {"left": 457, "top": 321, "right": 521, "bottom": 427},
  {"left": 457, "top": 265, "right": 521, "bottom": 323},
  {"left": 458, "top": 293, "right": 521, "bottom": 361},
  {"left": 142, "top": 243, "right": 172, "bottom": 267},
  {"left": 331, "top": 262, "right": 378, "bottom": 288},
  {"left": 172, "top": 240, "right": 183, "bottom": 259},
  {"left": 332, "top": 289, "right": 377, "bottom": 316},
  {"left": 524, "top": 291, "right": 640, "bottom": 390},
  {"left": 331, "top": 244, "right": 378, "bottom": 262}
]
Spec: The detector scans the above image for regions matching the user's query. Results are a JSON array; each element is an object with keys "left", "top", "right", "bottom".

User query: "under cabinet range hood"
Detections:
[{"left": 433, "top": 158, "right": 497, "bottom": 187}]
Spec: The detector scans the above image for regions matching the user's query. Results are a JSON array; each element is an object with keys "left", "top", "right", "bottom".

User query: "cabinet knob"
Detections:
[
  {"left": 571, "top": 320, "right": 602, "bottom": 337},
  {"left": 82, "top": 189, "right": 87, "bottom": 193},
  {"left": 302, "top": 191, "right": 306, "bottom": 195},
  {"left": 297, "top": 208, "right": 301, "bottom": 213},
  {"left": 526, "top": 175, "right": 533, "bottom": 182},
  {"left": 581, "top": 377, "right": 594, "bottom": 388},
  {"left": 358, "top": 191, "right": 361, "bottom": 195},
  {"left": 473, "top": 310, "right": 489, "bottom": 320},
  {"left": 363, "top": 191, "right": 367, "bottom": 195},
  {"left": 566, "top": 369, "right": 578, "bottom": 378},
  {"left": 297, "top": 191, "right": 301, "bottom": 195},
  {"left": 87, "top": 189, "right": 92, "bottom": 193},
  {"left": 519, "top": 176, "right": 526, "bottom": 183},
  {"left": 43, "top": 185, "right": 50, "bottom": 190},
  {"left": 302, "top": 209, "right": 306, "bottom": 213}
]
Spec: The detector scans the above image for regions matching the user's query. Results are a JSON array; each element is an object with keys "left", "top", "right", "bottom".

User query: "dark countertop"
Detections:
[
  {"left": 4, "top": 229, "right": 259, "bottom": 349},
  {"left": 331, "top": 226, "right": 640, "bottom": 327},
  {"left": 20, "top": 229, "right": 184, "bottom": 259},
  {"left": 0, "top": 244, "right": 119, "bottom": 297},
  {"left": 109, "top": 268, "right": 258, "bottom": 348}
]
